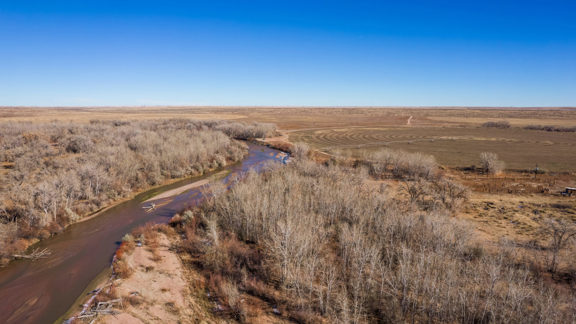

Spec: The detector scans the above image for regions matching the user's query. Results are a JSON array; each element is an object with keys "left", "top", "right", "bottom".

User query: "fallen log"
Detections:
[
  {"left": 142, "top": 202, "right": 156, "bottom": 212},
  {"left": 13, "top": 248, "right": 52, "bottom": 260}
]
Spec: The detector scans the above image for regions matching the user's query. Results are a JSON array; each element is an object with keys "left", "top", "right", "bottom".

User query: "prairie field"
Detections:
[
  {"left": 289, "top": 126, "right": 576, "bottom": 171},
  {"left": 3, "top": 106, "right": 575, "bottom": 171}
]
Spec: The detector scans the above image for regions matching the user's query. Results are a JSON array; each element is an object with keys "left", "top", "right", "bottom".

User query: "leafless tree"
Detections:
[
  {"left": 480, "top": 152, "right": 505, "bottom": 174},
  {"left": 540, "top": 219, "right": 576, "bottom": 273}
]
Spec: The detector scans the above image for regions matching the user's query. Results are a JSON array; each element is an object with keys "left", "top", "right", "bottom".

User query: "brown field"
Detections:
[
  {"left": 3, "top": 106, "right": 575, "bottom": 171},
  {"left": 289, "top": 126, "right": 576, "bottom": 171}
]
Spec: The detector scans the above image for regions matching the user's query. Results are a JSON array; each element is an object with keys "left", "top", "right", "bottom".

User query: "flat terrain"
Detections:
[
  {"left": 289, "top": 126, "right": 576, "bottom": 171},
  {"left": 4, "top": 106, "right": 574, "bottom": 246},
  {"left": 3, "top": 106, "right": 575, "bottom": 171},
  {"left": 4, "top": 106, "right": 574, "bottom": 322}
]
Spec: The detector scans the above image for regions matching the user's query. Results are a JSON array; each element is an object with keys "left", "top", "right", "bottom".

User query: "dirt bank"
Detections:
[{"left": 93, "top": 233, "right": 209, "bottom": 324}]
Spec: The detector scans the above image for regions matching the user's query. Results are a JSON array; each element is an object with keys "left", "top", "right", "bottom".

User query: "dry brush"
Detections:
[
  {"left": 175, "top": 150, "right": 574, "bottom": 323},
  {"left": 0, "top": 119, "right": 276, "bottom": 263}
]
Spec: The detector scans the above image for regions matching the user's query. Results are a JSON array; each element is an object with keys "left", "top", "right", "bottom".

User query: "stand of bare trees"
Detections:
[
  {"left": 0, "top": 119, "right": 276, "bottom": 264},
  {"left": 177, "top": 153, "right": 575, "bottom": 323},
  {"left": 361, "top": 148, "right": 438, "bottom": 180},
  {"left": 540, "top": 219, "right": 576, "bottom": 274}
]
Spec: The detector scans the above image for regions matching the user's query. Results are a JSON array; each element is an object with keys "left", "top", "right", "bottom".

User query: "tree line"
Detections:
[{"left": 0, "top": 119, "right": 276, "bottom": 264}]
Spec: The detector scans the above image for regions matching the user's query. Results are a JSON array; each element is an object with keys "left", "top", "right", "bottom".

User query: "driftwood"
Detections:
[
  {"left": 13, "top": 248, "right": 51, "bottom": 260},
  {"left": 142, "top": 202, "right": 156, "bottom": 212},
  {"left": 77, "top": 298, "right": 123, "bottom": 319}
]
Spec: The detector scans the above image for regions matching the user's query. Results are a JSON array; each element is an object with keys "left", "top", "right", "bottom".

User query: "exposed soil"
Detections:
[
  {"left": 98, "top": 234, "right": 209, "bottom": 324},
  {"left": 143, "top": 179, "right": 210, "bottom": 203}
]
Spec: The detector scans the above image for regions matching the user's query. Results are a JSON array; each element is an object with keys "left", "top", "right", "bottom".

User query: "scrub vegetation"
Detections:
[
  {"left": 2, "top": 107, "right": 576, "bottom": 323},
  {"left": 524, "top": 124, "right": 576, "bottom": 132},
  {"left": 0, "top": 119, "right": 276, "bottom": 264},
  {"left": 169, "top": 147, "right": 575, "bottom": 323}
]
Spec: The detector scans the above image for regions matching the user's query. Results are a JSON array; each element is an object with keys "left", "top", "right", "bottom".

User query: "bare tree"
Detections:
[
  {"left": 480, "top": 152, "right": 505, "bottom": 174},
  {"left": 540, "top": 219, "right": 576, "bottom": 273}
]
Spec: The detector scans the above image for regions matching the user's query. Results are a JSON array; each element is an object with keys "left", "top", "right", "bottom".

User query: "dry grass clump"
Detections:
[
  {"left": 176, "top": 155, "right": 574, "bottom": 322},
  {"left": 92, "top": 285, "right": 119, "bottom": 306},
  {"left": 208, "top": 274, "right": 248, "bottom": 321},
  {"left": 112, "top": 258, "right": 133, "bottom": 279},
  {"left": 113, "top": 223, "right": 175, "bottom": 279},
  {"left": 125, "top": 294, "right": 143, "bottom": 306},
  {"left": 482, "top": 120, "right": 511, "bottom": 128},
  {"left": 0, "top": 119, "right": 275, "bottom": 261}
]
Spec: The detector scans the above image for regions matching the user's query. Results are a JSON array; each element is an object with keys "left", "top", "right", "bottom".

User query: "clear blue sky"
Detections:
[{"left": 1, "top": 1, "right": 575, "bottom": 106}]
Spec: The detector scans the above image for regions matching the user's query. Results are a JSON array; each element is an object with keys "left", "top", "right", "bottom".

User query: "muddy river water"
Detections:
[{"left": 0, "top": 144, "right": 285, "bottom": 324}]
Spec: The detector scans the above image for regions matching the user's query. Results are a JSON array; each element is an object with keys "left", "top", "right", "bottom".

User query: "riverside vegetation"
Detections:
[
  {"left": 0, "top": 119, "right": 276, "bottom": 265},
  {"left": 2, "top": 109, "right": 575, "bottom": 323},
  {"left": 149, "top": 144, "right": 574, "bottom": 323}
]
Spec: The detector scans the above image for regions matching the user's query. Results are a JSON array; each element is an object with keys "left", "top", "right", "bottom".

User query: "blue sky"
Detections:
[{"left": 1, "top": 1, "right": 575, "bottom": 106}]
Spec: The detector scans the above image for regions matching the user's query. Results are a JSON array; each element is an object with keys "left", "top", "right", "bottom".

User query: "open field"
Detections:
[
  {"left": 3, "top": 106, "right": 576, "bottom": 171},
  {"left": 289, "top": 126, "right": 576, "bottom": 171}
]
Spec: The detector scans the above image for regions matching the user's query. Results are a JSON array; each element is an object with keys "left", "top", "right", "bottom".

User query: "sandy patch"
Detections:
[
  {"left": 143, "top": 179, "right": 210, "bottom": 203},
  {"left": 98, "top": 234, "right": 211, "bottom": 324}
]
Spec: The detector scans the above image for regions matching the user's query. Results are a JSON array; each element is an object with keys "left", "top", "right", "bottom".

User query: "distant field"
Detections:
[
  {"left": 0, "top": 107, "right": 247, "bottom": 122},
  {"left": 289, "top": 126, "right": 576, "bottom": 171},
  {"left": 2, "top": 106, "right": 576, "bottom": 171}
]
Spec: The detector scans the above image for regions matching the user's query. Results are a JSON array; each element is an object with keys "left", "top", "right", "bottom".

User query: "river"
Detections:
[{"left": 0, "top": 144, "right": 285, "bottom": 324}]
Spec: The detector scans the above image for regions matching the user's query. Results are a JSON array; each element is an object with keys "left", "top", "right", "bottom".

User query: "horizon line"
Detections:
[{"left": 2, "top": 105, "right": 576, "bottom": 110}]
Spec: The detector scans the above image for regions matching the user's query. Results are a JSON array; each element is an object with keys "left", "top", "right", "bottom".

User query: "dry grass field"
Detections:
[
  {"left": 3, "top": 106, "right": 575, "bottom": 171},
  {"left": 290, "top": 126, "right": 576, "bottom": 171}
]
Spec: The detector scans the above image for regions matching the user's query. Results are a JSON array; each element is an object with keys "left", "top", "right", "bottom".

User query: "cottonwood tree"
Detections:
[{"left": 480, "top": 152, "right": 505, "bottom": 174}]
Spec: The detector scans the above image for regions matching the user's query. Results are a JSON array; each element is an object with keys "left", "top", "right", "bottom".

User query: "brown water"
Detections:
[{"left": 0, "top": 144, "right": 285, "bottom": 324}]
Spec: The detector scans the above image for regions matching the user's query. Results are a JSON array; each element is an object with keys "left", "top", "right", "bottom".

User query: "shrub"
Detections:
[
  {"left": 482, "top": 120, "right": 511, "bottom": 128},
  {"left": 113, "top": 259, "right": 133, "bottom": 279},
  {"left": 122, "top": 233, "right": 135, "bottom": 242},
  {"left": 480, "top": 152, "right": 505, "bottom": 174},
  {"left": 364, "top": 149, "right": 438, "bottom": 180},
  {"left": 291, "top": 142, "right": 310, "bottom": 160},
  {"left": 524, "top": 125, "right": 576, "bottom": 132},
  {"left": 64, "top": 135, "right": 93, "bottom": 153}
]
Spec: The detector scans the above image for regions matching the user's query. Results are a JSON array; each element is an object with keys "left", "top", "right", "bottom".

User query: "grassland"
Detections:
[
  {"left": 3, "top": 106, "right": 575, "bottom": 171},
  {"left": 289, "top": 125, "right": 576, "bottom": 171}
]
